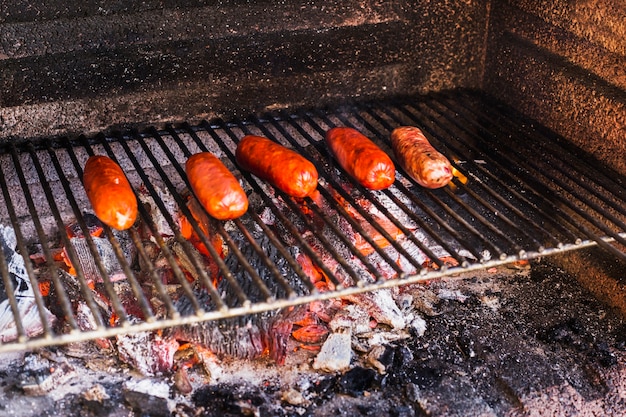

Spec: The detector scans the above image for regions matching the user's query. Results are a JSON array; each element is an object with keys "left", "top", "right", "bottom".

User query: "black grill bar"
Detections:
[
  {"left": 26, "top": 143, "right": 81, "bottom": 332},
  {"left": 0, "top": 90, "right": 624, "bottom": 352},
  {"left": 116, "top": 131, "right": 226, "bottom": 312},
  {"left": 361, "top": 103, "right": 539, "bottom": 256},
  {"left": 285, "top": 111, "right": 440, "bottom": 273},
  {"left": 430, "top": 93, "right": 626, "bottom": 261},
  {"left": 454, "top": 92, "right": 626, "bottom": 234},
  {"left": 334, "top": 105, "right": 509, "bottom": 261},
  {"left": 406, "top": 99, "right": 583, "bottom": 246},
  {"left": 43, "top": 141, "right": 108, "bottom": 330},
  {"left": 172, "top": 123, "right": 315, "bottom": 298},
  {"left": 6, "top": 145, "right": 55, "bottom": 338}
]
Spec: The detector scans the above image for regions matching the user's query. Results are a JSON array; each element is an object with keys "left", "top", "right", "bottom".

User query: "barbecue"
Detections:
[{"left": 1, "top": 1, "right": 625, "bottom": 415}]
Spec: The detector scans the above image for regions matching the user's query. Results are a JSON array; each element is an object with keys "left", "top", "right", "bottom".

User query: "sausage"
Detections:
[
  {"left": 185, "top": 152, "right": 248, "bottom": 220},
  {"left": 325, "top": 127, "right": 395, "bottom": 190},
  {"left": 82, "top": 155, "right": 138, "bottom": 230},
  {"left": 390, "top": 126, "right": 453, "bottom": 189},
  {"left": 235, "top": 135, "right": 318, "bottom": 198}
]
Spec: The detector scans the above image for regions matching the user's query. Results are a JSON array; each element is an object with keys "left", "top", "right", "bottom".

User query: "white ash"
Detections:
[
  {"left": 359, "top": 329, "right": 411, "bottom": 350},
  {"left": 137, "top": 183, "right": 179, "bottom": 238},
  {"left": 0, "top": 224, "right": 56, "bottom": 342},
  {"left": 343, "top": 289, "right": 406, "bottom": 330},
  {"left": 313, "top": 330, "right": 352, "bottom": 372},
  {"left": 18, "top": 352, "right": 77, "bottom": 397},
  {"left": 329, "top": 303, "right": 372, "bottom": 335},
  {"left": 436, "top": 288, "right": 469, "bottom": 303},
  {"left": 116, "top": 330, "right": 180, "bottom": 377},
  {"left": 75, "top": 301, "right": 101, "bottom": 332},
  {"left": 409, "top": 314, "right": 428, "bottom": 337}
]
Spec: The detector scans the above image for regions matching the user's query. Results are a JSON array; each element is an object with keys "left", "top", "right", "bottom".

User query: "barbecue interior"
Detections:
[{"left": 0, "top": 1, "right": 625, "bottom": 415}]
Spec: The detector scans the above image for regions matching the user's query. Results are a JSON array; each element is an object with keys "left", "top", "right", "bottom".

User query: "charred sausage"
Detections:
[
  {"left": 185, "top": 152, "right": 248, "bottom": 220},
  {"left": 325, "top": 127, "right": 395, "bottom": 190},
  {"left": 235, "top": 135, "right": 318, "bottom": 198},
  {"left": 83, "top": 155, "right": 138, "bottom": 230},
  {"left": 390, "top": 126, "right": 453, "bottom": 189}
]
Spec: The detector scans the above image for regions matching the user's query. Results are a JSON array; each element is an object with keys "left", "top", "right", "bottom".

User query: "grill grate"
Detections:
[{"left": 1, "top": 90, "right": 624, "bottom": 352}]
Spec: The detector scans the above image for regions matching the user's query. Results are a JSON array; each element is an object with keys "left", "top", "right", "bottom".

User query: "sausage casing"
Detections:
[
  {"left": 83, "top": 155, "right": 138, "bottom": 230},
  {"left": 390, "top": 126, "right": 453, "bottom": 189},
  {"left": 185, "top": 152, "right": 248, "bottom": 220},
  {"left": 235, "top": 135, "right": 318, "bottom": 198},
  {"left": 325, "top": 127, "right": 395, "bottom": 190}
]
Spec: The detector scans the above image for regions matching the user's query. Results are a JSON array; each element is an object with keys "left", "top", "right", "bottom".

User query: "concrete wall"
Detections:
[
  {"left": 484, "top": 0, "right": 626, "bottom": 176},
  {"left": 0, "top": 0, "right": 489, "bottom": 141}
]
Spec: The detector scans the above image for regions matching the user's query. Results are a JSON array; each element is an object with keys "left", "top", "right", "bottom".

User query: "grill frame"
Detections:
[{"left": 1, "top": 89, "right": 624, "bottom": 353}]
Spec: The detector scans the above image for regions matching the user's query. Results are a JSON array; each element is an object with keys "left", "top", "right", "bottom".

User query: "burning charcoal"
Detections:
[
  {"left": 116, "top": 330, "right": 180, "bottom": 376},
  {"left": 62, "top": 214, "right": 136, "bottom": 284},
  {"left": 64, "top": 237, "right": 126, "bottom": 283},
  {"left": 167, "top": 230, "right": 309, "bottom": 364},
  {"left": 291, "top": 323, "right": 329, "bottom": 345},
  {"left": 0, "top": 225, "right": 56, "bottom": 342}
]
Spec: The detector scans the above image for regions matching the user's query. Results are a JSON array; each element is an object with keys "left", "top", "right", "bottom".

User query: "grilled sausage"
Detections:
[
  {"left": 83, "top": 155, "right": 138, "bottom": 230},
  {"left": 391, "top": 126, "right": 453, "bottom": 189},
  {"left": 235, "top": 135, "right": 318, "bottom": 198},
  {"left": 325, "top": 127, "right": 395, "bottom": 190},
  {"left": 185, "top": 152, "right": 248, "bottom": 220}
]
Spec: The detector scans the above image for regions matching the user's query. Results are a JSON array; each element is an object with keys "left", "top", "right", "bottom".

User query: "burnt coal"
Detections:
[
  {"left": 337, "top": 366, "right": 379, "bottom": 396},
  {"left": 192, "top": 382, "right": 287, "bottom": 417}
]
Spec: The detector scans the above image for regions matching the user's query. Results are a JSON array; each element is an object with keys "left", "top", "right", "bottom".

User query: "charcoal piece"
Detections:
[
  {"left": 123, "top": 379, "right": 172, "bottom": 417},
  {"left": 337, "top": 366, "right": 379, "bottom": 396},
  {"left": 192, "top": 383, "right": 287, "bottom": 417},
  {"left": 18, "top": 353, "right": 77, "bottom": 396},
  {"left": 167, "top": 230, "right": 310, "bottom": 363},
  {"left": 62, "top": 215, "right": 136, "bottom": 284},
  {"left": 116, "top": 331, "right": 180, "bottom": 376}
]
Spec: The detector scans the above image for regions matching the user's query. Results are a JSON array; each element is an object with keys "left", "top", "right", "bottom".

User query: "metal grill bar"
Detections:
[{"left": 1, "top": 90, "right": 624, "bottom": 353}]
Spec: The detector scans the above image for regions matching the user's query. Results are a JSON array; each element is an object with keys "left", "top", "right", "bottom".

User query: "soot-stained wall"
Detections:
[
  {"left": 0, "top": 0, "right": 489, "bottom": 140},
  {"left": 483, "top": 0, "right": 626, "bottom": 175}
]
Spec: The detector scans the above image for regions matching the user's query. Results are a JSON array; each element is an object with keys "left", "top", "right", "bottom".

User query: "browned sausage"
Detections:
[
  {"left": 325, "top": 127, "right": 395, "bottom": 190},
  {"left": 185, "top": 152, "right": 248, "bottom": 220},
  {"left": 390, "top": 126, "right": 453, "bottom": 189},
  {"left": 235, "top": 135, "right": 318, "bottom": 198},
  {"left": 83, "top": 155, "right": 138, "bottom": 230}
]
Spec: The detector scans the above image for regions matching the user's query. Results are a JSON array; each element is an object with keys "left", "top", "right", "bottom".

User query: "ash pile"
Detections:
[{"left": 1, "top": 258, "right": 625, "bottom": 416}]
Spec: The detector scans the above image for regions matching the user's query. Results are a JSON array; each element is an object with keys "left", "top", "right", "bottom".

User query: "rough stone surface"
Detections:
[
  {"left": 0, "top": 0, "right": 488, "bottom": 141},
  {"left": 484, "top": 0, "right": 626, "bottom": 176}
]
